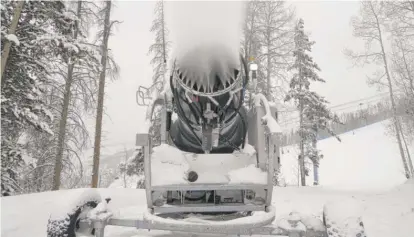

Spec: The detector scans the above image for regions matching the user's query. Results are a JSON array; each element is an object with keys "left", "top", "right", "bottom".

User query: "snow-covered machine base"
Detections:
[
  {"left": 74, "top": 202, "right": 331, "bottom": 237},
  {"left": 46, "top": 189, "right": 368, "bottom": 237},
  {"left": 46, "top": 190, "right": 367, "bottom": 237}
]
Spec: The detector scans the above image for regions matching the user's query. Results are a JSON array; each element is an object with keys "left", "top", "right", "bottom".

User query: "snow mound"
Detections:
[{"left": 277, "top": 212, "right": 306, "bottom": 232}]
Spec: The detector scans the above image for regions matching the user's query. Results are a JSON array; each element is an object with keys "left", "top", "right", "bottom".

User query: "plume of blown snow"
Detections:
[{"left": 167, "top": 1, "right": 246, "bottom": 92}]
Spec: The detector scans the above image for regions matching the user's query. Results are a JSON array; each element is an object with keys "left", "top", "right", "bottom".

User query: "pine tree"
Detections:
[
  {"left": 285, "top": 19, "right": 341, "bottom": 186},
  {"left": 26, "top": 1, "right": 104, "bottom": 192},
  {"left": 1, "top": 1, "right": 81, "bottom": 195},
  {"left": 52, "top": 0, "right": 109, "bottom": 190}
]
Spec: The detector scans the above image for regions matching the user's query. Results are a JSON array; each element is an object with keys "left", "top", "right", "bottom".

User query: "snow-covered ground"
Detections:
[
  {"left": 2, "top": 120, "right": 414, "bottom": 237},
  {"left": 1, "top": 180, "right": 414, "bottom": 237},
  {"left": 280, "top": 120, "right": 409, "bottom": 191}
]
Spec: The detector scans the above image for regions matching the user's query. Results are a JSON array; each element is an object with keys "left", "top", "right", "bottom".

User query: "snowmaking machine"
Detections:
[{"left": 46, "top": 49, "right": 367, "bottom": 237}]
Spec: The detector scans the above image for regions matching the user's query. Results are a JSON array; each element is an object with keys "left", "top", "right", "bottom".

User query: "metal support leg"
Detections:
[{"left": 92, "top": 219, "right": 107, "bottom": 237}]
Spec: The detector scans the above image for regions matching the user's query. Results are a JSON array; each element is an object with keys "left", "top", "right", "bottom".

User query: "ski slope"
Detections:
[{"left": 280, "top": 120, "right": 409, "bottom": 191}]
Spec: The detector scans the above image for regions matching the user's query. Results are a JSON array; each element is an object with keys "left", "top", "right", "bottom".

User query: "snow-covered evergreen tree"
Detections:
[
  {"left": 1, "top": 1, "right": 82, "bottom": 196},
  {"left": 285, "top": 19, "right": 341, "bottom": 186},
  {"left": 118, "top": 148, "right": 145, "bottom": 188},
  {"left": 0, "top": 1, "right": 116, "bottom": 195}
]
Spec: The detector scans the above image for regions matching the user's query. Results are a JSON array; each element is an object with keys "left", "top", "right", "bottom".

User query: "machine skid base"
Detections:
[{"left": 80, "top": 206, "right": 327, "bottom": 237}]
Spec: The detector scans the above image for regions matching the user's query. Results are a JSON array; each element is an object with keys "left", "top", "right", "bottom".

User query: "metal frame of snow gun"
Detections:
[
  {"left": 135, "top": 81, "right": 165, "bottom": 106},
  {"left": 79, "top": 206, "right": 329, "bottom": 237},
  {"left": 76, "top": 93, "right": 328, "bottom": 237},
  {"left": 138, "top": 91, "right": 281, "bottom": 213}
]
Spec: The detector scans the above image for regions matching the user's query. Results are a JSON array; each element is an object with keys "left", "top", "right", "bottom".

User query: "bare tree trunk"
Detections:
[
  {"left": 91, "top": 0, "right": 112, "bottom": 188},
  {"left": 401, "top": 127, "right": 414, "bottom": 174},
  {"left": 245, "top": 5, "right": 257, "bottom": 109},
  {"left": 299, "top": 100, "right": 306, "bottom": 186},
  {"left": 298, "top": 54, "right": 306, "bottom": 186},
  {"left": 123, "top": 146, "right": 127, "bottom": 188},
  {"left": 161, "top": 0, "right": 166, "bottom": 65},
  {"left": 1, "top": 0, "right": 24, "bottom": 84},
  {"left": 312, "top": 137, "right": 319, "bottom": 185},
  {"left": 52, "top": 1, "right": 82, "bottom": 190},
  {"left": 313, "top": 162, "right": 319, "bottom": 185},
  {"left": 409, "top": 1, "right": 414, "bottom": 14},
  {"left": 266, "top": 27, "right": 271, "bottom": 101},
  {"left": 157, "top": 0, "right": 168, "bottom": 95},
  {"left": 371, "top": 2, "right": 411, "bottom": 178},
  {"left": 398, "top": 40, "right": 414, "bottom": 175}
]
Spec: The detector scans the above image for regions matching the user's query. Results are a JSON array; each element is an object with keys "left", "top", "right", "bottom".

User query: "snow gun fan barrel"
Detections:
[{"left": 169, "top": 53, "right": 249, "bottom": 154}]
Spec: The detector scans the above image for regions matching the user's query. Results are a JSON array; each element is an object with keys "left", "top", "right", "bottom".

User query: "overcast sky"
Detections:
[{"left": 85, "top": 1, "right": 382, "bottom": 157}]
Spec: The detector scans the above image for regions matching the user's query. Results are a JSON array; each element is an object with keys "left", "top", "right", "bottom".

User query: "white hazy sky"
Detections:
[{"left": 85, "top": 0, "right": 382, "bottom": 156}]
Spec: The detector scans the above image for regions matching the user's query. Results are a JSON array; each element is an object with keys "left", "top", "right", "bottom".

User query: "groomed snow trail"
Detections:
[{"left": 280, "top": 120, "right": 409, "bottom": 190}]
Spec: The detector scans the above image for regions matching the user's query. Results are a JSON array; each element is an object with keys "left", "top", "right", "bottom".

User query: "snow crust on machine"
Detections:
[
  {"left": 239, "top": 143, "right": 256, "bottom": 156},
  {"left": 49, "top": 189, "right": 101, "bottom": 220},
  {"left": 228, "top": 164, "right": 267, "bottom": 184},
  {"left": 87, "top": 200, "right": 113, "bottom": 220},
  {"left": 143, "top": 205, "right": 275, "bottom": 226},
  {"left": 253, "top": 93, "right": 281, "bottom": 133},
  {"left": 151, "top": 144, "right": 191, "bottom": 185},
  {"left": 151, "top": 144, "right": 267, "bottom": 186}
]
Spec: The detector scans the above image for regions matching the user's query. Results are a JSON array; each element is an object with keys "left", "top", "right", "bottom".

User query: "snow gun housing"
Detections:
[{"left": 134, "top": 54, "right": 282, "bottom": 221}]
